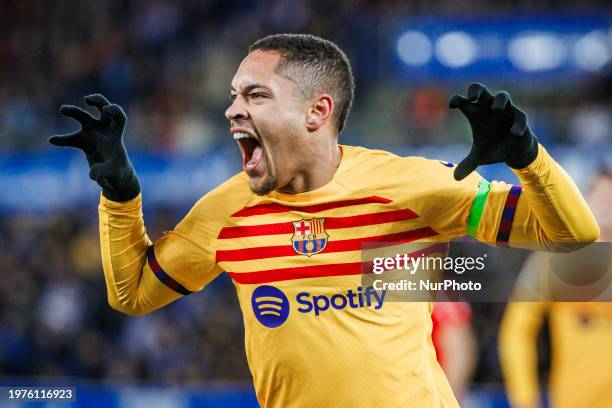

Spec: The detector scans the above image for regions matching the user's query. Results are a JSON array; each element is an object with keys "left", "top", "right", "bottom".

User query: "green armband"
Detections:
[{"left": 466, "top": 178, "right": 490, "bottom": 238}]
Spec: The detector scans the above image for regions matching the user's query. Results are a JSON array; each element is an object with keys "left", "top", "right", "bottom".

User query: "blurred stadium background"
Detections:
[{"left": 1, "top": 0, "right": 611, "bottom": 407}]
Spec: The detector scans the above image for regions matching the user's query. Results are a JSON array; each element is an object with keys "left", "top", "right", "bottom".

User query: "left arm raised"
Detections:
[{"left": 445, "top": 83, "right": 599, "bottom": 248}]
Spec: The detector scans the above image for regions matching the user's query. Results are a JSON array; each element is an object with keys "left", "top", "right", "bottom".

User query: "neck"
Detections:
[{"left": 277, "top": 138, "right": 342, "bottom": 194}]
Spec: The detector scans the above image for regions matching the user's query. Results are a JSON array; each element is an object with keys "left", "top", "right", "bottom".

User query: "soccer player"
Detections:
[
  {"left": 49, "top": 34, "right": 599, "bottom": 407},
  {"left": 499, "top": 170, "right": 612, "bottom": 408}
]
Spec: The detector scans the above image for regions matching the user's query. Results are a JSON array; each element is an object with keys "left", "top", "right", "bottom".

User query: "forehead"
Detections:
[{"left": 231, "top": 50, "right": 292, "bottom": 91}]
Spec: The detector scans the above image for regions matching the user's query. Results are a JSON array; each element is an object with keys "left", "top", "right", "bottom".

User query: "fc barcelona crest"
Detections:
[{"left": 291, "top": 218, "right": 329, "bottom": 256}]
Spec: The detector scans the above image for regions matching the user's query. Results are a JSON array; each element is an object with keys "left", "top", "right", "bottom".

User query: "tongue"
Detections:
[{"left": 246, "top": 145, "right": 263, "bottom": 170}]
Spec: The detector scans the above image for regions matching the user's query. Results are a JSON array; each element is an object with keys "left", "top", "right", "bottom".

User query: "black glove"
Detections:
[
  {"left": 449, "top": 82, "right": 539, "bottom": 181},
  {"left": 49, "top": 94, "right": 141, "bottom": 202}
]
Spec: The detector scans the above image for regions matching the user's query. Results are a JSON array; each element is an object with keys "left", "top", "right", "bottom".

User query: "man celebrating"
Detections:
[{"left": 50, "top": 34, "right": 599, "bottom": 407}]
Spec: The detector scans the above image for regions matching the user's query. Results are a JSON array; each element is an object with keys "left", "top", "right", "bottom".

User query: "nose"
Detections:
[{"left": 225, "top": 97, "right": 249, "bottom": 122}]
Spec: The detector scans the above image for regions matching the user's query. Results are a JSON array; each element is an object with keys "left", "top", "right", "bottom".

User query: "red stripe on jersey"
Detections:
[
  {"left": 229, "top": 262, "right": 364, "bottom": 284},
  {"left": 218, "top": 209, "right": 418, "bottom": 239},
  {"left": 326, "top": 209, "right": 418, "bottom": 229},
  {"left": 231, "top": 196, "right": 393, "bottom": 217},
  {"left": 219, "top": 222, "right": 293, "bottom": 238},
  {"left": 216, "top": 227, "right": 437, "bottom": 262},
  {"left": 227, "top": 243, "right": 447, "bottom": 284}
]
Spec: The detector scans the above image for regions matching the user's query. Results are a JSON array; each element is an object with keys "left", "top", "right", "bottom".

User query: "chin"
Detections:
[{"left": 249, "top": 176, "right": 276, "bottom": 196}]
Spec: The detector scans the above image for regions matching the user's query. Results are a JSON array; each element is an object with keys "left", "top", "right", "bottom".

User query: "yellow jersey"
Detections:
[{"left": 99, "top": 145, "right": 598, "bottom": 407}]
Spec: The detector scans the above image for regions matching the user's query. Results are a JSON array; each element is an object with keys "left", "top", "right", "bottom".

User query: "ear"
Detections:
[{"left": 306, "top": 94, "right": 334, "bottom": 131}]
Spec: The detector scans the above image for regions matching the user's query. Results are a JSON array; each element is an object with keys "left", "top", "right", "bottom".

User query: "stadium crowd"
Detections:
[
  {"left": 0, "top": 207, "right": 250, "bottom": 383},
  {"left": 0, "top": 0, "right": 610, "bottom": 152}
]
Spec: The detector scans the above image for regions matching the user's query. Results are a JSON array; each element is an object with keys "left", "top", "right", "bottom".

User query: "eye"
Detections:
[
  {"left": 229, "top": 93, "right": 237, "bottom": 102},
  {"left": 250, "top": 92, "right": 267, "bottom": 99}
]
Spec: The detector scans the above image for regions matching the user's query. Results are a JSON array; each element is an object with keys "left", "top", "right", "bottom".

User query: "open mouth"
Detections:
[{"left": 234, "top": 131, "right": 264, "bottom": 174}]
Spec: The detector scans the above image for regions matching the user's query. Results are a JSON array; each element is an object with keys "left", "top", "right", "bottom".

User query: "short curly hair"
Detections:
[{"left": 249, "top": 34, "right": 355, "bottom": 133}]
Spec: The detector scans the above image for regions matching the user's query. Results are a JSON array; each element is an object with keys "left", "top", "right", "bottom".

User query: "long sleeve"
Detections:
[
  {"left": 99, "top": 194, "right": 178, "bottom": 315},
  {"left": 98, "top": 194, "right": 222, "bottom": 316},
  {"left": 499, "top": 253, "right": 551, "bottom": 408},
  {"left": 410, "top": 144, "right": 599, "bottom": 248},
  {"left": 508, "top": 145, "right": 600, "bottom": 248},
  {"left": 499, "top": 300, "right": 549, "bottom": 408}
]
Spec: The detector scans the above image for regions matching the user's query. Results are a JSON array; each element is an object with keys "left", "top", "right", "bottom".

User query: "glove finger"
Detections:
[
  {"left": 467, "top": 83, "right": 484, "bottom": 101},
  {"left": 449, "top": 94, "right": 479, "bottom": 117},
  {"left": 454, "top": 147, "right": 479, "bottom": 181},
  {"left": 85, "top": 94, "right": 112, "bottom": 126},
  {"left": 84, "top": 93, "right": 110, "bottom": 107},
  {"left": 84, "top": 93, "right": 111, "bottom": 114},
  {"left": 449, "top": 94, "right": 468, "bottom": 109},
  {"left": 102, "top": 104, "right": 127, "bottom": 130},
  {"left": 492, "top": 91, "right": 511, "bottom": 112},
  {"left": 468, "top": 82, "right": 493, "bottom": 105},
  {"left": 59, "top": 105, "right": 96, "bottom": 126},
  {"left": 48, "top": 131, "right": 83, "bottom": 148},
  {"left": 511, "top": 108, "right": 528, "bottom": 136}
]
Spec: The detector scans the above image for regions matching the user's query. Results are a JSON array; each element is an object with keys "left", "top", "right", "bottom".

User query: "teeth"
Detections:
[{"left": 233, "top": 132, "right": 252, "bottom": 140}]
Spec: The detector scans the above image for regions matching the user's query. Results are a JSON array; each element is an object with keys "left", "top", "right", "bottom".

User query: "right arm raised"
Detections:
[{"left": 50, "top": 94, "right": 221, "bottom": 315}]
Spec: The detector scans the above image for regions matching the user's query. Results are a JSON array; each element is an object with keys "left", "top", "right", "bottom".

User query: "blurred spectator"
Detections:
[{"left": 0, "top": 0, "right": 610, "bottom": 151}]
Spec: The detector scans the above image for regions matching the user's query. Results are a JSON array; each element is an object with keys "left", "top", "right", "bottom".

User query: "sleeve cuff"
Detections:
[
  {"left": 511, "top": 143, "right": 548, "bottom": 178},
  {"left": 99, "top": 193, "right": 143, "bottom": 213}
]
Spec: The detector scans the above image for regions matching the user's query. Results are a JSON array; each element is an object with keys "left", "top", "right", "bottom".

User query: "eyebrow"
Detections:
[{"left": 230, "top": 83, "right": 271, "bottom": 93}]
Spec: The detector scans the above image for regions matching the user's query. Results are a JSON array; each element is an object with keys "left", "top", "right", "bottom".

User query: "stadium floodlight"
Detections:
[
  {"left": 435, "top": 31, "right": 478, "bottom": 68},
  {"left": 508, "top": 32, "right": 567, "bottom": 72},
  {"left": 574, "top": 30, "right": 610, "bottom": 71},
  {"left": 396, "top": 30, "right": 432, "bottom": 66}
]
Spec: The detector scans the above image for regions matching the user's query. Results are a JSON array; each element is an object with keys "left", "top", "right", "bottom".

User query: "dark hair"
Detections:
[{"left": 249, "top": 34, "right": 355, "bottom": 133}]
